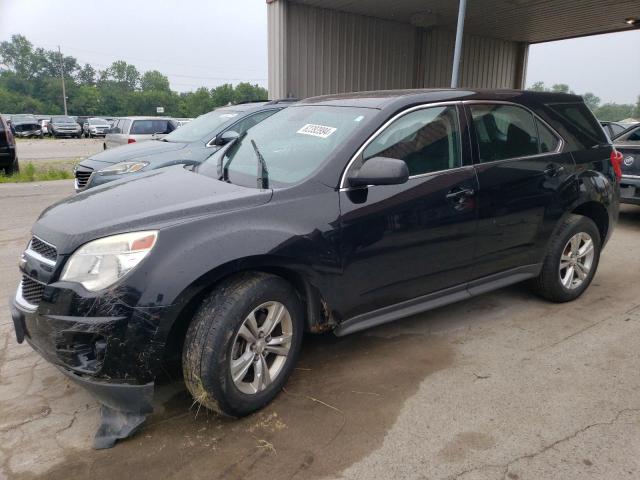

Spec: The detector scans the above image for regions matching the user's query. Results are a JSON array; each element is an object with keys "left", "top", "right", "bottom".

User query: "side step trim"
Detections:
[{"left": 334, "top": 264, "right": 542, "bottom": 337}]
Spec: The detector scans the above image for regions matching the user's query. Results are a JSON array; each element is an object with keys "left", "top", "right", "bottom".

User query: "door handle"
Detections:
[
  {"left": 446, "top": 187, "right": 475, "bottom": 200},
  {"left": 544, "top": 164, "right": 565, "bottom": 177}
]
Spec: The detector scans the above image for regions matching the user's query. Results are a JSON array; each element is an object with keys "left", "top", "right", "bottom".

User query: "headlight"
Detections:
[
  {"left": 98, "top": 161, "right": 149, "bottom": 175},
  {"left": 60, "top": 231, "right": 158, "bottom": 291}
]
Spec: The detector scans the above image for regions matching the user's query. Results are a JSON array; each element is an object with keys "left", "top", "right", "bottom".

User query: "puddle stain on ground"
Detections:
[{"left": 25, "top": 328, "right": 455, "bottom": 480}]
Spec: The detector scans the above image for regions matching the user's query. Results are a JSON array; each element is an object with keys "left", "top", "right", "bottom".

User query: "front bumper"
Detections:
[
  {"left": 15, "top": 129, "right": 42, "bottom": 137},
  {"left": 620, "top": 176, "right": 640, "bottom": 205},
  {"left": 10, "top": 278, "right": 166, "bottom": 447}
]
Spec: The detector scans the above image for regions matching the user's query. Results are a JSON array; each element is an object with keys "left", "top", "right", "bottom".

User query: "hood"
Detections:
[
  {"left": 52, "top": 122, "right": 78, "bottom": 126},
  {"left": 33, "top": 165, "right": 272, "bottom": 254},
  {"left": 86, "top": 140, "right": 191, "bottom": 165}
]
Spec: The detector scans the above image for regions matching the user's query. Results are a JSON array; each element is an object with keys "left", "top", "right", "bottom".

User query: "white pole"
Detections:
[
  {"left": 451, "top": 0, "right": 467, "bottom": 88},
  {"left": 58, "top": 46, "right": 68, "bottom": 115}
]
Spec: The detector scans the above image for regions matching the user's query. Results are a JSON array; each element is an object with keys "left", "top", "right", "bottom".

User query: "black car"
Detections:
[
  {"left": 613, "top": 123, "right": 640, "bottom": 205},
  {"left": 49, "top": 115, "right": 83, "bottom": 138},
  {"left": 10, "top": 89, "right": 619, "bottom": 448},
  {"left": 74, "top": 100, "right": 295, "bottom": 191},
  {"left": 0, "top": 114, "right": 18, "bottom": 174},
  {"left": 10, "top": 114, "right": 43, "bottom": 138}
]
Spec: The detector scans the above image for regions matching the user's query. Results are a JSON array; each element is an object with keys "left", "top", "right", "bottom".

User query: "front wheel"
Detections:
[
  {"left": 530, "top": 214, "right": 601, "bottom": 302},
  {"left": 183, "top": 272, "right": 304, "bottom": 417},
  {"left": 4, "top": 157, "right": 19, "bottom": 175}
]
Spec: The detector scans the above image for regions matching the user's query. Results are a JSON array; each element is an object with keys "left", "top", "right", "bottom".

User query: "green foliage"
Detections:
[
  {"left": 527, "top": 81, "right": 638, "bottom": 122},
  {"left": 0, "top": 34, "right": 269, "bottom": 118},
  {"left": 0, "top": 161, "right": 73, "bottom": 183}
]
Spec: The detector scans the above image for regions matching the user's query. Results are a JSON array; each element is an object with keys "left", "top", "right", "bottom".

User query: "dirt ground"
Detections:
[{"left": 1, "top": 180, "right": 639, "bottom": 480}]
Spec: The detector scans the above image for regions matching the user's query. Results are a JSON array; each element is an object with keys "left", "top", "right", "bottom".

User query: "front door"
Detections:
[{"left": 338, "top": 104, "right": 478, "bottom": 319}]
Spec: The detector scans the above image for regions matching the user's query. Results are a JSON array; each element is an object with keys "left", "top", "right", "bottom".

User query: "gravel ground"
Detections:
[
  {"left": 0, "top": 181, "right": 639, "bottom": 480},
  {"left": 15, "top": 138, "right": 104, "bottom": 163}
]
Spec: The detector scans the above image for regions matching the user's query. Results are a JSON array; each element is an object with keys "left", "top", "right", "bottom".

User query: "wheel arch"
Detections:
[{"left": 159, "top": 256, "right": 333, "bottom": 363}]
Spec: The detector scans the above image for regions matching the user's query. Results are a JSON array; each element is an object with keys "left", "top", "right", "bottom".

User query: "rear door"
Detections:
[
  {"left": 339, "top": 104, "right": 478, "bottom": 318},
  {"left": 466, "top": 102, "right": 574, "bottom": 279}
]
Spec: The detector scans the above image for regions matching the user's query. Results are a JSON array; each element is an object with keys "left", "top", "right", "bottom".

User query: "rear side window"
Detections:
[
  {"left": 130, "top": 119, "right": 174, "bottom": 135},
  {"left": 619, "top": 126, "right": 640, "bottom": 143},
  {"left": 363, "top": 105, "right": 461, "bottom": 176},
  {"left": 470, "top": 104, "right": 540, "bottom": 162},
  {"left": 546, "top": 102, "right": 606, "bottom": 148},
  {"left": 537, "top": 120, "right": 560, "bottom": 153}
]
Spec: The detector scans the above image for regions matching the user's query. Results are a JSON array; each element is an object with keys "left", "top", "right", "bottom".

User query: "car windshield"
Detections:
[
  {"left": 52, "top": 116, "right": 75, "bottom": 123},
  {"left": 198, "top": 105, "right": 374, "bottom": 188},
  {"left": 89, "top": 118, "right": 108, "bottom": 125},
  {"left": 164, "top": 109, "right": 242, "bottom": 143}
]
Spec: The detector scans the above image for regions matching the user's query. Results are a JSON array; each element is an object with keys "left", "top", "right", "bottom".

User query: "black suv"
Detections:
[
  {"left": 10, "top": 89, "right": 619, "bottom": 448},
  {"left": 0, "top": 114, "right": 18, "bottom": 174},
  {"left": 74, "top": 100, "right": 295, "bottom": 191}
]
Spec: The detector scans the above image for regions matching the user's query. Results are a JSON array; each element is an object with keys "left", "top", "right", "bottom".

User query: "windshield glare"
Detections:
[
  {"left": 164, "top": 109, "right": 241, "bottom": 143},
  {"left": 198, "top": 105, "right": 373, "bottom": 187}
]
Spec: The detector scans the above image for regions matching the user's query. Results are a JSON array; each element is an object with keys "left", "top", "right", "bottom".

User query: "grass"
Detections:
[{"left": 0, "top": 161, "right": 75, "bottom": 183}]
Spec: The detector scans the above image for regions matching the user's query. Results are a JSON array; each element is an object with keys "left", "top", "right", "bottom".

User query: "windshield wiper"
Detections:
[
  {"left": 251, "top": 139, "right": 269, "bottom": 189},
  {"left": 217, "top": 134, "right": 244, "bottom": 182}
]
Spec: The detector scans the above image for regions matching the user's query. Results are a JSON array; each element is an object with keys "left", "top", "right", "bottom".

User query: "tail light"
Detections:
[
  {"left": 127, "top": 138, "right": 136, "bottom": 144},
  {"left": 610, "top": 149, "right": 623, "bottom": 182}
]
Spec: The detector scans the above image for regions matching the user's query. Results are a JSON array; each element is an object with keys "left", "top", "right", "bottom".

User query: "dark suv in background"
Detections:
[
  {"left": 0, "top": 114, "right": 18, "bottom": 174},
  {"left": 11, "top": 89, "right": 619, "bottom": 448},
  {"left": 74, "top": 100, "right": 295, "bottom": 191},
  {"left": 613, "top": 123, "right": 640, "bottom": 205}
]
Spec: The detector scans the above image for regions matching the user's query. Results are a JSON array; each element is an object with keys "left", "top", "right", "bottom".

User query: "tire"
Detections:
[
  {"left": 4, "top": 157, "right": 19, "bottom": 175},
  {"left": 530, "top": 214, "right": 601, "bottom": 303},
  {"left": 103, "top": 143, "right": 107, "bottom": 150},
  {"left": 182, "top": 272, "right": 304, "bottom": 417}
]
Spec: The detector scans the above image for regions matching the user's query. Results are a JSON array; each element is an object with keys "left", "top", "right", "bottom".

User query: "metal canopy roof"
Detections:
[{"left": 287, "top": 0, "right": 640, "bottom": 43}]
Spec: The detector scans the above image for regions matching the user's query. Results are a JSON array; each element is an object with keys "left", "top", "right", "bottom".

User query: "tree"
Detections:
[
  {"left": 211, "top": 83, "right": 235, "bottom": 106},
  {"left": 70, "top": 86, "right": 101, "bottom": 115},
  {"left": 233, "top": 82, "right": 268, "bottom": 103},
  {"left": 141, "top": 70, "right": 170, "bottom": 92},
  {"left": 594, "top": 103, "right": 636, "bottom": 122},
  {"left": 0, "top": 35, "right": 34, "bottom": 78},
  {"left": 582, "top": 92, "right": 600, "bottom": 112},
  {"left": 77, "top": 64, "right": 97, "bottom": 86},
  {"left": 551, "top": 84, "right": 573, "bottom": 94},
  {"left": 529, "top": 81, "right": 546, "bottom": 92},
  {"left": 100, "top": 61, "right": 140, "bottom": 91}
]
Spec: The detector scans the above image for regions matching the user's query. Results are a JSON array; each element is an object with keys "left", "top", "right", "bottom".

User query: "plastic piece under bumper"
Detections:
[
  {"left": 10, "top": 300, "right": 155, "bottom": 449},
  {"left": 620, "top": 177, "right": 640, "bottom": 205}
]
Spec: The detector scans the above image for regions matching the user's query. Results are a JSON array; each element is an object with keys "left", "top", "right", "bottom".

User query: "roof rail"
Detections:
[{"left": 266, "top": 98, "right": 300, "bottom": 105}]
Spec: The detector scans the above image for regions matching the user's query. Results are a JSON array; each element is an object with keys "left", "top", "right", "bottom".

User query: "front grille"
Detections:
[
  {"left": 29, "top": 236, "right": 57, "bottom": 261},
  {"left": 75, "top": 167, "right": 93, "bottom": 189},
  {"left": 21, "top": 275, "right": 45, "bottom": 306}
]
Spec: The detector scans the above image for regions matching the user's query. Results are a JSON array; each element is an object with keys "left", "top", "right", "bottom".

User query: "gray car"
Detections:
[
  {"left": 83, "top": 117, "right": 111, "bottom": 138},
  {"left": 103, "top": 116, "right": 177, "bottom": 149}
]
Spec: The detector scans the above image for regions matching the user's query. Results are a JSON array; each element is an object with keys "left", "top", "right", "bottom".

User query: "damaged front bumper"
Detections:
[{"left": 10, "top": 279, "right": 165, "bottom": 448}]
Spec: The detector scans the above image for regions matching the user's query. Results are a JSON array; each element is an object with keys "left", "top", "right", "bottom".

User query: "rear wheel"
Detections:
[
  {"left": 4, "top": 156, "right": 19, "bottom": 175},
  {"left": 182, "top": 272, "right": 304, "bottom": 417},
  {"left": 530, "top": 214, "right": 601, "bottom": 302}
]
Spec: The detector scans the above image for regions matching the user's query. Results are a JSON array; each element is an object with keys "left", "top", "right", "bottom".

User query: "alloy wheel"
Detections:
[
  {"left": 559, "top": 232, "right": 595, "bottom": 290},
  {"left": 230, "top": 301, "right": 293, "bottom": 395}
]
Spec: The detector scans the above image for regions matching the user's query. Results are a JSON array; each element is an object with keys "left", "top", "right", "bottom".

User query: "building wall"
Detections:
[{"left": 267, "top": 1, "right": 529, "bottom": 99}]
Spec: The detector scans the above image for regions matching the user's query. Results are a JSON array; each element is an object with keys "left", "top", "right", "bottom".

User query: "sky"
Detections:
[{"left": 1, "top": 0, "right": 638, "bottom": 104}]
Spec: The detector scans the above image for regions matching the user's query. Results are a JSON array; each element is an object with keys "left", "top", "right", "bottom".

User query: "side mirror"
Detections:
[
  {"left": 348, "top": 157, "right": 409, "bottom": 187},
  {"left": 214, "top": 130, "right": 240, "bottom": 146}
]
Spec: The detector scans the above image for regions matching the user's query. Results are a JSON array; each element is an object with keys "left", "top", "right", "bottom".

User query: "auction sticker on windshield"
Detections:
[{"left": 297, "top": 124, "right": 337, "bottom": 139}]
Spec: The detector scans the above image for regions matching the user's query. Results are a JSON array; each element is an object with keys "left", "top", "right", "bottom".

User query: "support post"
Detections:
[
  {"left": 58, "top": 46, "right": 68, "bottom": 115},
  {"left": 450, "top": 0, "right": 467, "bottom": 88}
]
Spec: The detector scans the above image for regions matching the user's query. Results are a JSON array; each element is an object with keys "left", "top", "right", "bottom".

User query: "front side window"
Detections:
[
  {"left": 362, "top": 106, "right": 461, "bottom": 176},
  {"left": 228, "top": 110, "right": 279, "bottom": 137},
  {"left": 470, "top": 104, "right": 540, "bottom": 162}
]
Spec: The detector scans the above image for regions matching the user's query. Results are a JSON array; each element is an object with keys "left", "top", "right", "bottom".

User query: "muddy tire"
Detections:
[
  {"left": 182, "top": 272, "right": 304, "bottom": 417},
  {"left": 4, "top": 157, "right": 19, "bottom": 175},
  {"left": 530, "top": 214, "right": 601, "bottom": 302}
]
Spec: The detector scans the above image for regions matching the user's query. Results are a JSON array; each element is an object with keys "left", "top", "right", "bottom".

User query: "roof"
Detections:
[
  {"left": 297, "top": 88, "right": 584, "bottom": 109},
  {"left": 287, "top": 0, "right": 639, "bottom": 43}
]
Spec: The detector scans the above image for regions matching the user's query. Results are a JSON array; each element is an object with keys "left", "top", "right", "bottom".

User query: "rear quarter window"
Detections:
[
  {"left": 130, "top": 120, "right": 174, "bottom": 135},
  {"left": 545, "top": 102, "right": 607, "bottom": 148}
]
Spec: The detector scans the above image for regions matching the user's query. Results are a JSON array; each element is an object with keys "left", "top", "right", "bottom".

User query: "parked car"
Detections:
[
  {"left": 10, "top": 114, "right": 43, "bottom": 138},
  {"left": 600, "top": 121, "right": 628, "bottom": 139},
  {"left": 40, "top": 119, "right": 51, "bottom": 137},
  {"left": 83, "top": 117, "right": 111, "bottom": 138},
  {"left": 0, "top": 114, "right": 18, "bottom": 174},
  {"left": 74, "top": 101, "right": 294, "bottom": 191},
  {"left": 10, "top": 89, "right": 620, "bottom": 448},
  {"left": 613, "top": 124, "right": 640, "bottom": 205},
  {"left": 49, "top": 115, "right": 82, "bottom": 138},
  {"left": 103, "top": 116, "right": 177, "bottom": 149}
]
